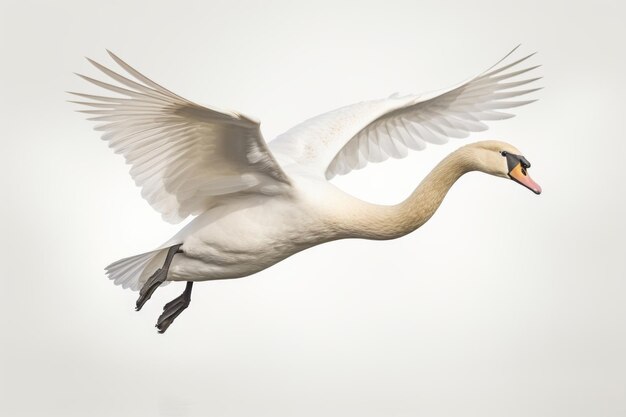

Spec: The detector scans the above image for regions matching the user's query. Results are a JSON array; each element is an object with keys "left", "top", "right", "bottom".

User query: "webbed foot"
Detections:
[
  {"left": 156, "top": 281, "right": 193, "bottom": 333},
  {"left": 135, "top": 244, "right": 182, "bottom": 311},
  {"left": 136, "top": 268, "right": 167, "bottom": 311}
]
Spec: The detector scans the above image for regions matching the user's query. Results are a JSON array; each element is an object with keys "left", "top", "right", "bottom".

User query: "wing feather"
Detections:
[
  {"left": 271, "top": 46, "right": 541, "bottom": 179},
  {"left": 310, "top": 47, "right": 541, "bottom": 179},
  {"left": 73, "top": 52, "right": 291, "bottom": 223}
]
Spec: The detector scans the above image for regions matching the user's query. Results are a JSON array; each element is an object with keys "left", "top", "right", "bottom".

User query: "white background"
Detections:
[{"left": 2, "top": 1, "right": 625, "bottom": 416}]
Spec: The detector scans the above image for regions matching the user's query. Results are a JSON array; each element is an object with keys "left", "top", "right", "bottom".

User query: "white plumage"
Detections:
[
  {"left": 73, "top": 46, "right": 542, "bottom": 330},
  {"left": 270, "top": 46, "right": 539, "bottom": 179},
  {"left": 74, "top": 54, "right": 290, "bottom": 224}
]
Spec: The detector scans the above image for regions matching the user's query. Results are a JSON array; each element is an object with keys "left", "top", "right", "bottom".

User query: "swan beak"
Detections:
[{"left": 509, "top": 163, "right": 542, "bottom": 195}]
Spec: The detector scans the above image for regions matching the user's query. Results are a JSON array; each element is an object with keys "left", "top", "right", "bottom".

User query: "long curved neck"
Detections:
[{"left": 344, "top": 146, "right": 478, "bottom": 240}]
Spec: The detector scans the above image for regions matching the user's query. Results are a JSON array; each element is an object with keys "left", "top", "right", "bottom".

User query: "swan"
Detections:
[{"left": 72, "top": 46, "right": 542, "bottom": 332}]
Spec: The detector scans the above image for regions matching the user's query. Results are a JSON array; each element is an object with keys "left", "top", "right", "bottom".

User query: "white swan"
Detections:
[{"left": 72, "top": 46, "right": 542, "bottom": 332}]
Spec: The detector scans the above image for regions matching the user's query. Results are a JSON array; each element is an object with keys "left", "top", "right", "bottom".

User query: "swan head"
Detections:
[{"left": 471, "top": 140, "right": 542, "bottom": 195}]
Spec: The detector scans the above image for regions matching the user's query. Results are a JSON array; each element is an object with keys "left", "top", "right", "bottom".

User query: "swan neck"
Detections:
[{"left": 354, "top": 147, "right": 477, "bottom": 240}]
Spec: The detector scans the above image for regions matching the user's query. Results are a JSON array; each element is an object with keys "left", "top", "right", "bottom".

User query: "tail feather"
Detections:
[{"left": 105, "top": 248, "right": 169, "bottom": 291}]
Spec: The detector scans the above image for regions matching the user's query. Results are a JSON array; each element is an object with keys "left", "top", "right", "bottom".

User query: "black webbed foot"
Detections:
[
  {"left": 156, "top": 281, "right": 193, "bottom": 333},
  {"left": 135, "top": 268, "right": 167, "bottom": 311},
  {"left": 135, "top": 244, "right": 181, "bottom": 311}
]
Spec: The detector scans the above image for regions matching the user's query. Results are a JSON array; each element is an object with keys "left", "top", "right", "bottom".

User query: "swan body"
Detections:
[
  {"left": 73, "top": 46, "right": 542, "bottom": 331},
  {"left": 164, "top": 139, "right": 536, "bottom": 282}
]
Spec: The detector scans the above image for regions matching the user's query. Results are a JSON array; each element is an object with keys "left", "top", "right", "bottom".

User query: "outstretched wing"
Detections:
[
  {"left": 269, "top": 46, "right": 541, "bottom": 179},
  {"left": 71, "top": 51, "right": 291, "bottom": 223}
]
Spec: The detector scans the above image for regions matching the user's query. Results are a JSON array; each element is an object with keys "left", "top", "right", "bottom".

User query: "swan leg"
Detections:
[
  {"left": 135, "top": 244, "right": 182, "bottom": 311},
  {"left": 156, "top": 281, "right": 193, "bottom": 333}
]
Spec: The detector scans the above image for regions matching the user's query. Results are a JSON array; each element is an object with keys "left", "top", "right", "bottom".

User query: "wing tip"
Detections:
[{"left": 106, "top": 49, "right": 125, "bottom": 67}]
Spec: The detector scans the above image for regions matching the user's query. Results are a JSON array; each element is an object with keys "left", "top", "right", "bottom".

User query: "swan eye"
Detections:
[{"left": 502, "top": 151, "right": 532, "bottom": 175}]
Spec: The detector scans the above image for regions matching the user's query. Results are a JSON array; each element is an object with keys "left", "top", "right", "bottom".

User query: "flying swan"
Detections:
[{"left": 72, "top": 46, "right": 542, "bottom": 333}]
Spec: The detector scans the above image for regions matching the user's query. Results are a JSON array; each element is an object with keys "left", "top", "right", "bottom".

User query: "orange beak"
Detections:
[{"left": 509, "top": 163, "right": 542, "bottom": 195}]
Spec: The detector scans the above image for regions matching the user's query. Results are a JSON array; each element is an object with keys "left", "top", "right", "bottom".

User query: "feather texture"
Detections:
[
  {"left": 72, "top": 51, "right": 291, "bottom": 223},
  {"left": 268, "top": 46, "right": 541, "bottom": 179}
]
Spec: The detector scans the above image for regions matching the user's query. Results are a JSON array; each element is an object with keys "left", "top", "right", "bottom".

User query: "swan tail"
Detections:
[{"left": 105, "top": 248, "right": 171, "bottom": 292}]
